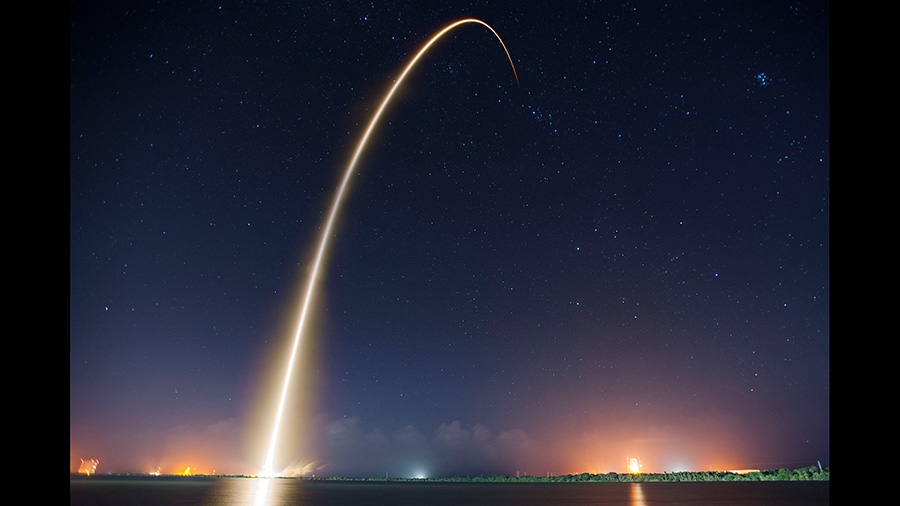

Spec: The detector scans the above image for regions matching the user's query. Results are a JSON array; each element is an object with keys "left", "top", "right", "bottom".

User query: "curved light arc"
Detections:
[{"left": 261, "top": 18, "right": 518, "bottom": 478}]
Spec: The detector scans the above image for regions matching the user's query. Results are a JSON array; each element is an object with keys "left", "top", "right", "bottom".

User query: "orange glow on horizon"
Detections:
[
  {"left": 627, "top": 457, "right": 643, "bottom": 474},
  {"left": 541, "top": 406, "right": 761, "bottom": 475},
  {"left": 552, "top": 437, "right": 756, "bottom": 475},
  {"left": 78, "top": 458, "right": 99, "bottom": 476}
]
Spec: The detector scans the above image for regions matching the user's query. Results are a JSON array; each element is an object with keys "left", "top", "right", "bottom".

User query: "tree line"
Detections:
[
  {"left": 320, "top": 465, "right": 829, "bottom": 482},
  {"left": 507, "top": 465, "right": 829, "bottom": 482}
]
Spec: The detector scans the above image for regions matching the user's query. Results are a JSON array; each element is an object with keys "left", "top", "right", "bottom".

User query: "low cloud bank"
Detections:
[{"left": 316, "top": 417, "right": 539, "bottom": 478}]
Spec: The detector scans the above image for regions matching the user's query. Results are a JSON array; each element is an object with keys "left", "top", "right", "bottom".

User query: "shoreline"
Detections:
[{"left": 70, "top": 466, "right": 829, "bottom": 483}]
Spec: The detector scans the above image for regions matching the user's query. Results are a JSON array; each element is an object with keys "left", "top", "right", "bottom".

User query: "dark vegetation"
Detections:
[
  {"left": 72, "top": 465, "right": 829, "bottom": 482},
  {"left": 319, "top": 465, "right": 829, "bottom": 482}
]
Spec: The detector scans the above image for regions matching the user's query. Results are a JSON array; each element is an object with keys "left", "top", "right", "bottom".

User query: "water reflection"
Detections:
[
  {"left": 250, "top": 478, "right": 271, "bottom": 506},
  {"left": 247, "top": 477, "right": 302, "bottom": 506},
  {"left": 630, "top": 482, "right": 647, "bottom": 506},
  {"left": 200, "top": 477, "right": 294, "bottom": 506},
  {"left": 84, "top": 477, "right": 826, "bottom": 506}
]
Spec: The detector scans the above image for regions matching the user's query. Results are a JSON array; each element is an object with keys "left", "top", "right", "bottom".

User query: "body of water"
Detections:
[{"left": 70, "top": 476, "right": 829, "bottom": 505}]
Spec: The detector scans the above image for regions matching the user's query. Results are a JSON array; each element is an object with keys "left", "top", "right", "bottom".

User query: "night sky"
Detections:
[{"left": 70, "top": 0, "right": 829, "bottom": 478}]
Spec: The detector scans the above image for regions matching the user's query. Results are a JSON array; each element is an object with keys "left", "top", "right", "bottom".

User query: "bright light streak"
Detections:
[
  {"left": 251, "top": 476, "right": 272, "bottom": 506},
  {"left": 260, "top": 18, "right": 518, "bottom": 478}
]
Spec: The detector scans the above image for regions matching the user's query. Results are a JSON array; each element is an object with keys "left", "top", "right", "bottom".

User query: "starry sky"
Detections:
[{"left": 70, "top": 0, "right": 829, "bottom": 478}]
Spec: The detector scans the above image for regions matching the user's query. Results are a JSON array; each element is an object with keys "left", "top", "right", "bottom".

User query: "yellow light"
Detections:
[
  {"left": 627, "top": 457, "right": 642, "bottom": 474},
  {"left": 78, "top": 458, "right": 99, "bottom": 476}
]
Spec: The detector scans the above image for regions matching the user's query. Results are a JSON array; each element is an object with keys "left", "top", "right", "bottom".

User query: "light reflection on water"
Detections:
[
  {"left": 249, "top": 478, "right": 270, "bottom": 506},
  {"left": 630, "top": 482, "right": 647, "bottom": 506},
  {"left": 205, "top": 477, "right": 299, "bottom": 506},
  {"left": 71, "top": 476, "right": 829, "bottom": 506}
]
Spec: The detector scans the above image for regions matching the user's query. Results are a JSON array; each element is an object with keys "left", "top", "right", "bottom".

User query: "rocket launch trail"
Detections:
[{"left": 261, "top": 19, "right": 519, "bottom": 478}]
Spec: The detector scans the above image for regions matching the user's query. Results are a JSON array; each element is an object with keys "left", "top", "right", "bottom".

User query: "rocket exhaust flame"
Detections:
[
  {"left": 260, "top": 19, "right": 518, "bottom": 478},
  {"left": 628, "top": 457, "right": 643, "bottom": 474},
  {"left": 78, "top": 458, "right": 99, "bottom": 476}
]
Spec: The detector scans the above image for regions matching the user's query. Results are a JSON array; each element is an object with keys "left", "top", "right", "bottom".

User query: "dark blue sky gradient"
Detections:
[{"left": 70, "top": 0, "right": 829, "bottom": 478}]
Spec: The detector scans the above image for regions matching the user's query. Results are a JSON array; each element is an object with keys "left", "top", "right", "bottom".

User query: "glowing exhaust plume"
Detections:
[
  {"left": 628, "top": 457, "right": 643, "bottom": 474},
  {"left": 260, "top": 18, "right": 518, "bottom": 478},
  {"left": 78, "top": 458, "right": 99, "bottom": 476}
]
